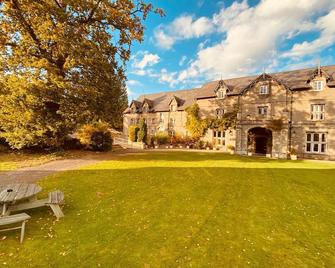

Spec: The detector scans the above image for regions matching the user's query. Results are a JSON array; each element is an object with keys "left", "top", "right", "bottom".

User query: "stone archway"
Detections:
[{"left": 248, "top": 127, "right": 272, "bottom": 155}]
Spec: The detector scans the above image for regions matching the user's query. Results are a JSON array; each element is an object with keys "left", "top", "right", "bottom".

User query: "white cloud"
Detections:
[
  {"left": 282, "top": 9, "right": 335, "bottom": 57},
  {"left": 132, "top": 51, "right": 160, "bottom": 69},
  {"left": 176, "top": 0, "right": 335, "bottom": 83},
  {"left": 179, "top": 56, "right": 187, "bottom": 66},
  {"left": 154, "top": 15, "right": 214, "bottom": 49}
]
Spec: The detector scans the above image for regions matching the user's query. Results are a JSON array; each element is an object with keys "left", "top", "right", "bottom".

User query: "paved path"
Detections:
[{"left": 0, "top": 149, "right": 138, "bottom": 186}]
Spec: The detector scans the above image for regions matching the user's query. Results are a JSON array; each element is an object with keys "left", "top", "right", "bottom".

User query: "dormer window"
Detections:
[
  {"left": 143, "top": 103, "right": 149, "bottom": 113},
  {"left": 259, "top": 85, "right": 269, "bottom": 95},
  {"left": 131, "top": 107, "right": 137, "bottom": 114},
  {"left": 313, "top": 80, "right": 324, "bottom": 91},
  {"left": 217, "top": 88, "right": 226, "bottom": 99},
  {"left": 170, "top": 104, "right": 177, "bottom": 112}
]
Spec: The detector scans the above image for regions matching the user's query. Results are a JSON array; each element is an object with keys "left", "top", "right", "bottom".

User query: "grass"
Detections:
[{"left": 1, "top": 151, "right": 335, "bottom": 267}]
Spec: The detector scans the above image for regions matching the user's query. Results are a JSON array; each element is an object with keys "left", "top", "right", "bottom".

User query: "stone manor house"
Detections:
[{"left": 123, "top": 65, "right": 335, "bottom": 160}]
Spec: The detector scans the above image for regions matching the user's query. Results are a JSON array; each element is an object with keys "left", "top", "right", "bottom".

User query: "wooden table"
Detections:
[{"left": 0, "top": 184, "right": 42, "bottom": 216}]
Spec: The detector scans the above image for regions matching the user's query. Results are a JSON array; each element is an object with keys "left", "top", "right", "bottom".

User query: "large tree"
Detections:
[{"left": 0, "top": 0, "right": 162, "bottom": 149}]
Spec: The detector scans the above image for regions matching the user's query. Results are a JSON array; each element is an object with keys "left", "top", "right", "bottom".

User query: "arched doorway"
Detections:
[{"left": 248, "top": 127, "right": 272, "bottom": 155}]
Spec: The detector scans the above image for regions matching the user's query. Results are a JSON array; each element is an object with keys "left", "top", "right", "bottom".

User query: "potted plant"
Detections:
[
  {"left": 227, "top": 145, "right": 235, "bottom": 154},
  {"left": 290, "top": 148, "right": 297, "bottom": 160}
]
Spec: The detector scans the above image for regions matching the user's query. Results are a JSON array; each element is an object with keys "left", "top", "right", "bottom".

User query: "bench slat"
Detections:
[
  {"left": 0, "top": 213, "right": 31, "bottom": 226},
  {"left": 48, "top": 191, "right": 64, "bottom": 204}
]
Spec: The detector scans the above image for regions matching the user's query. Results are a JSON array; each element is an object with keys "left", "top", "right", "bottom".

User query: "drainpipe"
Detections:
[{"left": 288, "top": 91, "right": 293, "bottom": 157}]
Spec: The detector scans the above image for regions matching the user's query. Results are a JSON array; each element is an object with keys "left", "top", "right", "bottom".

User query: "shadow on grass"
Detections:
[{"left": 1, "top": 166, "right": 335, "bottom": 266}]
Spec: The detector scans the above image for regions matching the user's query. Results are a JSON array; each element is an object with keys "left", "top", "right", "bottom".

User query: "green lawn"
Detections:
[{"left": 1, "top": 151, "right": 335, "bottom": 267}]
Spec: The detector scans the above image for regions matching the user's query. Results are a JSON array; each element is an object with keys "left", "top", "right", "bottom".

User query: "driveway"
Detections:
[{"left": 0, "top": 149, "right": 138, "bottom": 186}]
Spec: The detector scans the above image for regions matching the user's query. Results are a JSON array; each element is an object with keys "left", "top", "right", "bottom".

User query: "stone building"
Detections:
[{"left": 123, "top": 65, "right": 335, "bottom": 160}]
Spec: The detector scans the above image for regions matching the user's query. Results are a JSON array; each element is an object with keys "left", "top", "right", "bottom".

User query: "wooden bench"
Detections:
[
  {"left": 0, "top": 213, "right": 31, "bottom": 243},
  {"left": 46, "top": 191, "right": 65, "bottom": 219},
  {"left": 8, "top": 190, "right": 65, "bottom": 220}
]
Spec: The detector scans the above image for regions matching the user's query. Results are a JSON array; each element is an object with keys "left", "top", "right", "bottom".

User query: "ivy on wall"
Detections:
[{"left": 185, "top": 104, "right": 238, "bottom": 139}]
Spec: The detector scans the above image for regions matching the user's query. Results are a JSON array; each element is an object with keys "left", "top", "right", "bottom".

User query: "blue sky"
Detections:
[{"left": 126, "top": 0, "right": 335, "bottom": 100}]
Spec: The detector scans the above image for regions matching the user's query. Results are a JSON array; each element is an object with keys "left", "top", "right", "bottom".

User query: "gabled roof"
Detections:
[
  {"left": 240, "top": 73, "right": 291, "bottom": 94},
  {"left": 142, "top": 98, "right": 154, "bottom": 108},
  {"left": 168, "top": 95, "right": 184, "bottom": 107},
  {"left": 124, "top": 65, "right": 335, "bottom": 113}
]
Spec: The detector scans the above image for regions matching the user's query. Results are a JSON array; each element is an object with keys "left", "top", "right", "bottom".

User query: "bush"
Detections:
[
  {"left": 137, "top": 119, "right": 147, "bottom": 143},
  {"left": 227, "top": 145, "right": 235, "bottom": 151},
  {"left": 128, "top": 125, "right": 139, "bottom": 142},
  {"left": 146, "top": 135, "right": 154, "bottom": 147},
  {"left": 76, "top": 122, "right": 112, "bottom": 151},
  {"left": 205, "top": 141, "right": 213, "bottom": 149},
  {"left": 194, "top": 140, "right": 204, "bottom": 149},
  {"left": 154, "top": 132, "right": 169, "bottom": 145}
]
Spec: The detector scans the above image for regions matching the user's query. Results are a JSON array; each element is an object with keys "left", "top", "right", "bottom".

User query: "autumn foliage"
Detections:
[{"left": 0, "top": 0, "right": 163, "bottom": 149}]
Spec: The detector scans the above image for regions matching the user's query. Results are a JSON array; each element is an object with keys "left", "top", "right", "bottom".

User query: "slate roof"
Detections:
[{"left": 124, "top": 65, "right": 335, "bottom": 113}]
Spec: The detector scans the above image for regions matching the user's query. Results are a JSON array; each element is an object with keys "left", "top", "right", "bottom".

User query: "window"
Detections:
[
  {"left": 213, "top": 130, "right": 225, "bottom": 146},
  {"left": 306, "top": 133, "right": 327, "bottom": 154},
  {"left": 258, "top": 106, "right": 268, "bottom": 116},
  {"left": 169, "top": 117, "right": 175, "bottom": 126},
  {"left": 313, "top": 80, "right": 324, "bottom": 91},
  {"left": 150, "top": 128, "right": 155, "bottom": 135},
  {"left": 131, "top": 107, "right": 137, "bottom": 113},
  {"left": 142, "top": 104, "right": 149, "bottom": 113},
  {"left": 151, "top": 118, "right": 155, "bottom": 124},
  {"left": 216, "top": 109, "right": 225, "bottom": 118},
  {"left": 130, "top": 118, "right": 134, "bottom": 125},
  {"left": 311, "top": 104, "right": 325, "bottom": 120},
  {"left": 217, "top": 89, "right": 226, "bottom": 99},
  {"left": 170, "top": 104, "right": 177, "bottom": 112},
  {"left": 259, "top": 85, "right": 269, "bottom": 95},
  {"left": 159, "top": 113, "right": 164, "bottom": 123}
]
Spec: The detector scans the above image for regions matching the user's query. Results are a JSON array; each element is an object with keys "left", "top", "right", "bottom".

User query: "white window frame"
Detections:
[
  {"left": 306, "top": 132, "right": 327, "bottom": 154},
  {"left": 259, "top": 85, "right": 269, "bottom": 95},
  {"left": 217, "top": 89, "right": 226, "bottom": 99},
  {"left": 311, "top": 104, "right": 325, "bottom": 121},
  {"left": 312, "top": 80, "right": 324, "bottom": 91},
  {"left": 213, "top": 130, "right": 225, "bottom": 146},
  {"left": 258, "top": 106, "right": 268, "bottom": 116}
]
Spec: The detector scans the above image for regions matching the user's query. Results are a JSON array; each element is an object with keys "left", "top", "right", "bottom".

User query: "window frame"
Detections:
[
  {"left": 217, "top": 89, "right": 226, "bottom": 99},
  {"left": 310, "top": 104, "right": 325, "bottom": 121},
  {"left": 213, "top": 130, "right": 226, "bottom": 146},
  {"left": 312, "top": 80, "right": 324, "bottom": 91},
  {"left": 257, "top": 106, "right": 268, "bottom": 116},
  {"left": 216, "top": 108, "right": 225, "bottom": 118},
  {"left": 306, "top": 132, "right": 327, "bottom": 154},
  {"left": 259, "top": 85, "right": 269, "bottom": 95}
]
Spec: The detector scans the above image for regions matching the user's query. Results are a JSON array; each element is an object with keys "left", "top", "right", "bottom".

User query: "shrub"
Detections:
[
  {"left": 194, "top": 140, "right": 204, "bottom": 149},
  {"left": 154, "top": 132, "right": 169, "bottom": 145},
  {"left": 137, "top": 118, "right": 147, "bottom": 143},
  {"left": 146, "top": 135, "right": 154, "bottom": 147},
  {"left": 205, "top": 141, "right": 213, "bottom": 149},
  {"left": 76, "top": 122, "right": 112, "bottom": 151},
  {"left": 128, "top": 125, "right": 139, "bottom": 142},
  {"left": 227, "top": 145, "right": 235, "bottom": 151}
]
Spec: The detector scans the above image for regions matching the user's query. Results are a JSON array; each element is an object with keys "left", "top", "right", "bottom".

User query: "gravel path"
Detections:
[{"left": 0, "top": 149, "right": 138, "bottom": 186}]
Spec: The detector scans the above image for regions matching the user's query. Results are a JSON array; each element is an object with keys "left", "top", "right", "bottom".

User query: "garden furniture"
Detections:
[
  {"left": 0, "top": 213, "right": 31, "bottom": 243},
  {"left": 0, "top": 184, "right": 65, "bottom": 219}
]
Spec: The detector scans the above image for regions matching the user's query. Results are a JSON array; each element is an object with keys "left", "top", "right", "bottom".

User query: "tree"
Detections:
[
  {"left": 185, "top": 104, "right": 208, "bottom": 140},
  {"left": 0, "top": 0, "right": 163, "bottom": 149}
]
